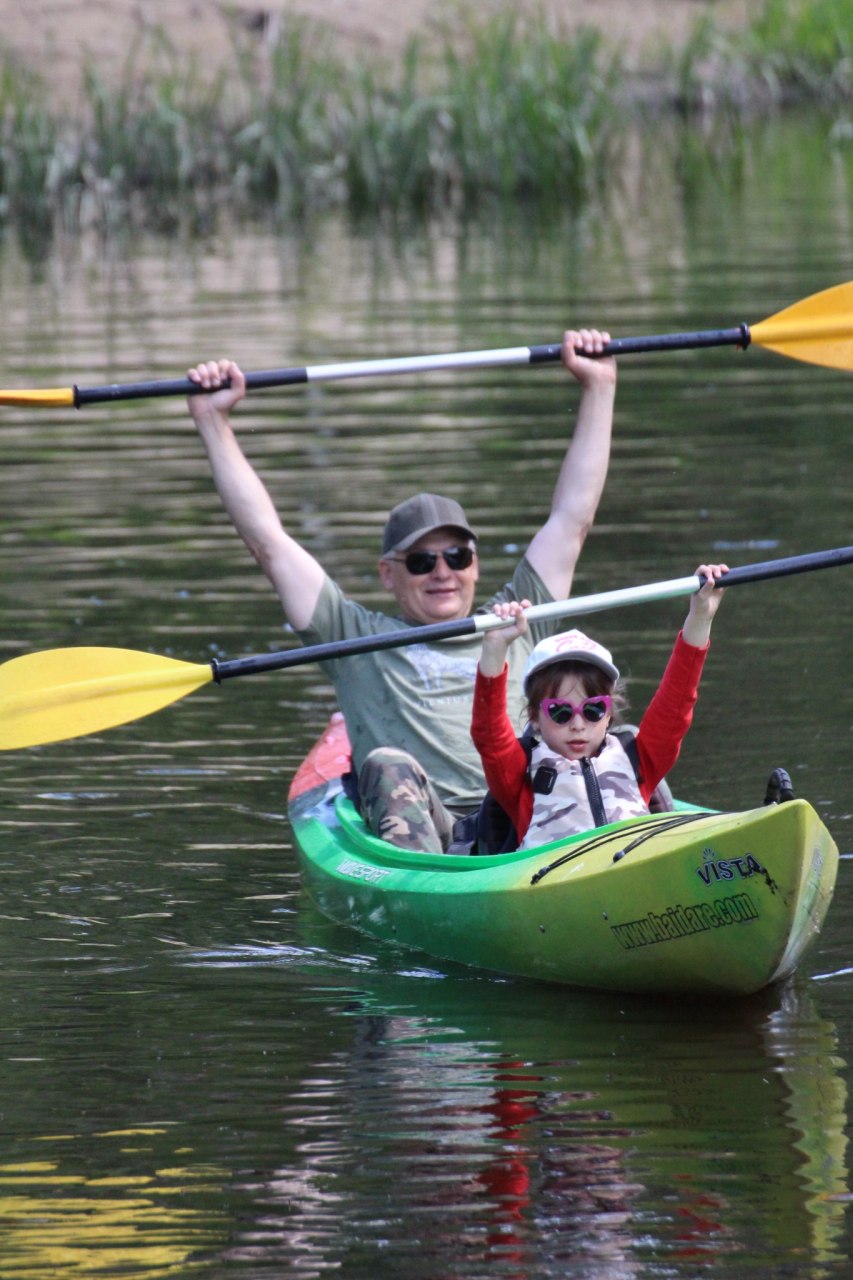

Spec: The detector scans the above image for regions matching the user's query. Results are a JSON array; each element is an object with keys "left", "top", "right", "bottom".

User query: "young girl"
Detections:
[{"left": 471, "top": 564, "right": 728, "bottom": 848}]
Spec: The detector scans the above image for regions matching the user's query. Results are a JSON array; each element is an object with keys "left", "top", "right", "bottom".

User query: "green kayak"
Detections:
[{"left": 288, "top": 715, "right": 838, "bottom": 996}]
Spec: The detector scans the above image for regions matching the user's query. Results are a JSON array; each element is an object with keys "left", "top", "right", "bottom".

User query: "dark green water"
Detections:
[{"left": 0, "top": 115, "right": 851, "bottom": 1276}]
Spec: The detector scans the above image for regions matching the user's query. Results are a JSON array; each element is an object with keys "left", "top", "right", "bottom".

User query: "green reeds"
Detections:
[
  {"left": 230, "top": 18, "right": 342, "bottom": 216},
  {"left": 436, "top": 17, "right": 616, "bottom": 210},
  {"left": 81, "top": 30, "right": 231, "bottom": 230},
  {"left": 0, "top": 0, "right": 851, "bottom": 250},
  {"left": 664, "top": 0, "right": 853, "bottom": 114},
  {"left": 334, "top": 40, "right": 453, "bottom": 217},
  {"left": 226, "top": 12, "right": 618, "bottom": 219},
  {"left": 0, "top": 57, "right": 58, "bottom": 243},
  {"left": 743, "top": 0, "right": 853, "bottom": 103}
]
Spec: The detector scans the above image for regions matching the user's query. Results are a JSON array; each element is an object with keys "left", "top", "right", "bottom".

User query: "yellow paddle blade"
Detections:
[
  {"left": 0, "top": 387, "right": 76, "bottom": 407},
  {"left": 0, "top": 647, "right": 214, "bottom": 750},
  {"left": 751, "top": 280, "right": 853, "bottom": 371}
]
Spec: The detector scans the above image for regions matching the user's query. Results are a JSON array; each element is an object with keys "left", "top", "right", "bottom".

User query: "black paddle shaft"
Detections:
[
  {"left": 210, "top": 546, "right": 852, "bottom": 683},
  {"left": 529, "top": 325, "right": 750, "bottom": 363},
  {"left": 74, "top": 367, "right": 310, "bottom": 406},
  {"left": 212, "top": 615, "right": 479, "bottom": 681},
  {"left": 71, "top": 326, "right": 752, "bottom": 405},
  {"left": 717, "top": 545, "right": 853, "bottom": 587}
]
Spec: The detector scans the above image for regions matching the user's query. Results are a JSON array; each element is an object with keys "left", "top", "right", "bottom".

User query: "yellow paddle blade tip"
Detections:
[
  {"left": 0, "top": 387, "right": 76, "bottom": 407},
  {"left": 0, "top": 647, "right": 213, "bottom": 749},
  {"left": 752, "top": 281, "right": 853, "bottom": 372}
]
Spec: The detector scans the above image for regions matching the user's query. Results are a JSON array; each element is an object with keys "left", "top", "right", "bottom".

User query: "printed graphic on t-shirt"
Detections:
[{"left": 407, "top": 644, "right": 479, "bottom": 693}]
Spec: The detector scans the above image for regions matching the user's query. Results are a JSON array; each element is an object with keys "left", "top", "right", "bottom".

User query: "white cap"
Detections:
[{"left": 522, "top": 628, "right": 620, "bottom": 692}]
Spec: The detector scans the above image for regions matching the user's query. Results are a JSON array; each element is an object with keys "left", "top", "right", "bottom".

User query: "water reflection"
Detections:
[
  {"left": 172, "top": 948, "right": 849, "bottom": 1277},
  {"left": 766, "top": 990, "right": 850, "bottom": 1266},
  {"left": 0, "top": 1144, "right": 226, "bottom": 1275},
  {"left": 1, "top": 944, "right": 846, "bottom": 1275}
]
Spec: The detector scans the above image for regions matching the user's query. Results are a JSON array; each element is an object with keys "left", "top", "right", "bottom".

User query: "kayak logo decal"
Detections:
[
  {"left": 695, "top": 846, "right": 769, "bottom": 886},
  {"left": 611, "top": 892, "right": 759, "bottom": 950},
  {"left": 338, "top": 857, "right": 392, "bottom": 884}
]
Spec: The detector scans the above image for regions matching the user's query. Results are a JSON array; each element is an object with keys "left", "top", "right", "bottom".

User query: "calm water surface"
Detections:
[{"left": 1, "top": 116, "right": 852, "bottom": 1276}]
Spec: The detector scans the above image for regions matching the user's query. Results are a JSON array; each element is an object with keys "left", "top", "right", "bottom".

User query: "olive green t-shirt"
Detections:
[{"left": 296, "top": 558, "right": 557, "bottom": 810}]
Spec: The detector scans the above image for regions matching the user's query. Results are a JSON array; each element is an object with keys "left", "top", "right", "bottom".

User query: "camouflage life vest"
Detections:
[{"left": 519, "top": 734, "right": 649, "bottom": 849}]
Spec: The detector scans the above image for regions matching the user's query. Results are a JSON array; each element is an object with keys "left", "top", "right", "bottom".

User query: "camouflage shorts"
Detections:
[{"left": 357, "top": 748, "right": 457, "bottom": 853}]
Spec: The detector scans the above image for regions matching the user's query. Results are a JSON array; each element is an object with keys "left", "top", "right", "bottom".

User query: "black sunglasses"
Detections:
[{"left": 389, "top": 546, "right": 475, "bottom": 576}]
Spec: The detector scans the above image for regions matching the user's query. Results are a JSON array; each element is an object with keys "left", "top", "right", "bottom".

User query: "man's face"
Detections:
[{"left": 378, "top": 528, "right": 479, "bottom": 625}]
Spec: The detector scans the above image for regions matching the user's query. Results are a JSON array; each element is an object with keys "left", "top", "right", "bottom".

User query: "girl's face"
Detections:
[{"left": 531, "top": 672, "right": 611, "bottom": 761}]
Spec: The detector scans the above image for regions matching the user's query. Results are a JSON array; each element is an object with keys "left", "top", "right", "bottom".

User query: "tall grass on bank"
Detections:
[
  {"left": 0, "top": 12, "right": 621, "bottom": 238},
  {"left": 0, "top": 61, "right": 58, "bottom": 250},
  {"left": 745, "top": 0, "right": 853, "bottom": 103},
  {"left": 436, "top": 20, "right": 615, "bottom": 209},
  {"left": 82, "top": 37, "right": 229, "bottom": 217},
  {"left": 227, "top": 14, "right": 618, "bottom": 218},
  {"left": 0, "top": 0, "right": 851, "bottom": 250},
  {"left": 231, "top": 18, "right": 344, "bottom": 216},
  {"left": 664, "top": 0, "right": 853, "bottom": 114}
]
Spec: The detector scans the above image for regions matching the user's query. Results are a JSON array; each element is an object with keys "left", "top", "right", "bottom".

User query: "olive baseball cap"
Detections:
[{"left": 381, "top": 493, "right": 476, "bottom": 555}]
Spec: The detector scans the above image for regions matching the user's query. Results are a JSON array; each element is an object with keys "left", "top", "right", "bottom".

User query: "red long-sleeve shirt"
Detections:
[{"left": 471, "top": 631, "right": 709, "bottom": 842}]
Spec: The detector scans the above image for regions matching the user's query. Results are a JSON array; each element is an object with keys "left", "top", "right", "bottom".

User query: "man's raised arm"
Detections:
[
  {"left": 525, "top": 328, "right": 617, "bottom": 602},
  {"left": 187, "top": 359, "right": 325, "bottom": 632}
]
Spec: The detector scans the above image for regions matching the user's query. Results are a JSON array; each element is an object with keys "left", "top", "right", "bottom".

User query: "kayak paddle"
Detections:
[
  {"left": 1, "top": 546, "right": 850, "bottom": 751},
  {"left": 1, "top": 282, "right": 851, "bottom": 409}
]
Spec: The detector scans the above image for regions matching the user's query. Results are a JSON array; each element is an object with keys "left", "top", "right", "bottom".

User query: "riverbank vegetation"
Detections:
[{"left": 0, "top": 0, "right": 851, "bottom": 249}]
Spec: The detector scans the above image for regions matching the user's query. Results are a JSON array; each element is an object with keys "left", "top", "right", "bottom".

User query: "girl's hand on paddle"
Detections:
[
  {"left": 186, "top": 359, "right": 246, "bottom": 424},
  {"left": 683, "top": 563, "right": 729, "bottom": 647},
  {"left": 561, "top": 328, "right": 617, "bottom": 387},
  {"left": 693, "top": 563, "right": 729, "bottom": 614},
  {"left": 479, "top": 600, "right": 530, "bottom": 677}
]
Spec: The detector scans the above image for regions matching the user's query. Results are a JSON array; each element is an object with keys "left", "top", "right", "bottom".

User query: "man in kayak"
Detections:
[{"left": 186, "top": 328, "right": 616, "bottom": 851}]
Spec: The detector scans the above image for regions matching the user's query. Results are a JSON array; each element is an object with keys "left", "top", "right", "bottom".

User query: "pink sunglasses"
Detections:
[{"left": 539, "top": 695, "right": 613, "bottom": 725}]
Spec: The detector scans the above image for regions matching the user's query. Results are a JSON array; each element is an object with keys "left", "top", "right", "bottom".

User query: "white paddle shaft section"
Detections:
[
  {"left": 474, "top": 575, "right": 701, "bottom": 632},
  {"left": 303, "top": 346, "right": 536, "bottom": 382}
]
